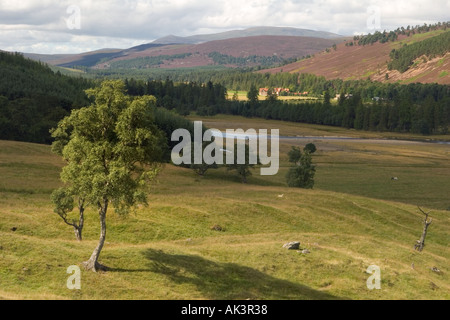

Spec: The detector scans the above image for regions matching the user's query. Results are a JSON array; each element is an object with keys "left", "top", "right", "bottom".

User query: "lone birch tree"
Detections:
[{"left": 51, "top": 80, "right": 166, "bottom": 272}]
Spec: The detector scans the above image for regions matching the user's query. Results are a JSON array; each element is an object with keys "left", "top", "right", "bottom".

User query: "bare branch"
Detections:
[
  {"left": 418, "top": 206, "right": 430, "bottom": 217},
  {"left": 58, "top": 212, "right": 77, "bottom": 228}
]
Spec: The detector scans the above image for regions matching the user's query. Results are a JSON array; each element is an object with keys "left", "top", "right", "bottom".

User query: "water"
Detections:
[{"left": 212, "top": 131, "right": 450, "bottom": 145}]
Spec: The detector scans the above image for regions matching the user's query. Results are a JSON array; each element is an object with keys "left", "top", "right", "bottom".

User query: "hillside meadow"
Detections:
[
  {"left": 0, "top": 116, "right": 449, "bottom": 300},
  {"left": 262, "top": 29, "right": 450, "bottom": 85}
]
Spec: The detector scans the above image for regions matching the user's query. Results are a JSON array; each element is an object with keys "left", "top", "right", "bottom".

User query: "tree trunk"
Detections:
[
  {"left": 415, "top": 220, "right": 432, "bottom": 252},
  {"left": 73, "top": 226, "right": 82, "bottom": 241},
  {"left": 73, "top": 199, "right": 85, "bottom": 241},
  {"left": 59, "top": 197, "right": 85, "bottom": 241},
  {"left": 83, "top": 200, "right": 108, "bottom": 272},
  {"left": 414, "top": 207, "right": 432, "bottom": 252}
]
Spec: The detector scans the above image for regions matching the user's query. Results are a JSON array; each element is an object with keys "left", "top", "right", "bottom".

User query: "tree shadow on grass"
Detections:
[{"left": 142, "top": 249, "right": 346, "bottom": 300}]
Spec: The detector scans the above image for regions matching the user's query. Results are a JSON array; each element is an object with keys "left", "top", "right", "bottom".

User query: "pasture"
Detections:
[
  {"left": 229, "top": 91, "right": 319, "bottom": 102},
  {"left": 0, "top": 116, "right": 449, "bottom": 300}
]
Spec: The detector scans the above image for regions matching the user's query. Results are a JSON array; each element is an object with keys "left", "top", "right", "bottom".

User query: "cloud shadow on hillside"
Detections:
[{"left": 141, "top": 249, "right": 345, "bottom": 300}]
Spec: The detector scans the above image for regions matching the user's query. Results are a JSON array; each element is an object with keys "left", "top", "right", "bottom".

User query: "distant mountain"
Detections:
[
  {"left": 21, "top": 29, "right": 344, "bottom": 70},
  {"left": 152, "top": 26, "right": 343, "bottom": 44},
  {"left": 23, "top": 48, "right": 124, "bottom": 68},
  {"left": 94, "top": 35, "right": 341, "bottom": 70}
]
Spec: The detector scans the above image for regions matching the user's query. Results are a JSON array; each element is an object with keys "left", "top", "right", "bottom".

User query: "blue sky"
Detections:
[{"left": 1, "top": 0, "right": 449, "bottom": 54}]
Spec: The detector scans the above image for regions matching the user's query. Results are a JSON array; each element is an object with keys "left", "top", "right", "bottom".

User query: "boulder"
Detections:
[
  {"left": 282, "top": 241, "right": 300, "bottom": 250},
  {"left": 211, "top": 224, "right": 224, "bottom": 232}
]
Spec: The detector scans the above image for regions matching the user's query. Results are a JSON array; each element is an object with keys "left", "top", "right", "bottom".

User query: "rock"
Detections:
[
  {"left": 282, "top": 242, "right": 300, "bottom": 250},
  {"left": 431, "top": 267, "right": 442, "bottom": 274},
  {"left": 301, "top": 249, "right": 311, "bottom": 254},
  {"left": 11, "top": 227, "right": 17, "bottom": 232},
  {"left": 211, "top": 225, "right": 224, "bottom": 232}
]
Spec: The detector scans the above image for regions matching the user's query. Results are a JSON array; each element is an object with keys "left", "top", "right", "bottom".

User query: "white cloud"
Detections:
[{"left": 0, "top": 0, "right": 448, "bottom": 53}]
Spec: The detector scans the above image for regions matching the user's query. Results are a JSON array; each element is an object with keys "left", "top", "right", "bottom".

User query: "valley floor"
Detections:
[{"left": 0, "top": 117, "right": 449, "bottom": 300}]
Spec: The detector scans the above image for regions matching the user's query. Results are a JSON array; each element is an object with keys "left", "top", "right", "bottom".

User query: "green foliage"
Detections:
[
  {"left": 126, "top": 78, "right": 228, "bottom": 116},
  {"left": 126, "top": 73, "right": 449, "bottom": 135},
  {"left": 152, "top": 106, "right": 198, "bottom": 160},
  {"left": 356, "top": 30, "right": 399, "bottom": 46},
  {"left": 354, "top": 22, "right": 450, "bottom": 47},
  {"left": 388, "top": 31, "right": 450, "bottom": 73},
  {"left": 304, "top": 143, "right": 317, "bottom": 154},
  {"left": 109, "top": 53, "right": 193, "bottom": 69},
  {"left": 1, "top": 137, "right": 450, "bottom": 299},
  {"left": 187, "top": 142, "right": 219, "bottom": 176},
  {"left": 286, "top": 147, "right": 316, "bottom": 189},
  {"left": 208, "top": 52, "right": 283, "bottom": 67},
  {"left": 247, "top": 84, "right": 259, "bottom": 105},
  {"left": 51, "top": 80, "right": 166, "bottom": 215},
  {"left": 287, "top": 146, "right": 302, "bottom": 163},
  {"left": 0, "top": 51, "right": 92, "bottom": 143},
  {"left": 226, "top": 143, "right": 257, "bottom": 183},
  {"left": 265, "top": 87, "right": 278, "bottom": 102},
  {"left": 50, "top": 186, "right": 85, "bottom": 240},
  {"left": 51, "top": 187, "right": 75, "bottom": 218}
]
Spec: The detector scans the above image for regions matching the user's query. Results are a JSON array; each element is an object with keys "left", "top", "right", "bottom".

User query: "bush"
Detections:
[{"left": 286, "top": 147, "right": 316, "bottom": 189}]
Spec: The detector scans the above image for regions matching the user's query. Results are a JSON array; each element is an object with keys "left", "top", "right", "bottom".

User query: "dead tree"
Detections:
[{"left": 414, "top": 207, "right": 432, "bottom": 252}]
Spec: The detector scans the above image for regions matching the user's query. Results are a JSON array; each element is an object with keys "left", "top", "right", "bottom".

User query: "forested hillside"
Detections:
[
  {"left": 2, "top": 47, "right": 449, "bottom": 146},
  {"left": 124, "top": 76, "right": 450, "bottom": 135},
  {"left": 0, "top": 53, "right": 200, "bottom": 150},
  {"left": 388, "top": 30, "right": 450, "bottom": 73},
  {"left": 262, "top": 22, "right": 450, "bottom": 85},
  {"left": 0, "top": 52, "right": 92, "bottom": 143}
]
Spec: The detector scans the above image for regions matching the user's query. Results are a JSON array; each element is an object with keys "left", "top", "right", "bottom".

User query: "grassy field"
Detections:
[
  {"left": 229, "top": 91, "right": 319, "bottom": 102},
  {"left": 0, "top": 116, "right": 449, "bottom": 300}
]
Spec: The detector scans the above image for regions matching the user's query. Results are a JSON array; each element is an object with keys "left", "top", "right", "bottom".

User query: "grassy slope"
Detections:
[
  {"left": 0, "top": 118, "right": 449, "bottom": 300},
  {"left": 262, "top": 30, "right": 450, "bottom": 85}
]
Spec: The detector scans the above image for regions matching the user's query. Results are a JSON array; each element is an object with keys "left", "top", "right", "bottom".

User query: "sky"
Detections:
[{"left": 0, "top": 0, "right": 449, "bottom": 54}]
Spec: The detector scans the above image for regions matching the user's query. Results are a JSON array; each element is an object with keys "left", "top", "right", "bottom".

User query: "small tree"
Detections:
[
  {"left": 303, "top": 143, "right": 317, "bottom": 154},
  {"left": 226, "top": 142, "right": 256, "bottom": 184},
  {"left": 266, "top": 87, "right": 278, "bottom": 102},
  {"left": 288, "top": 146, "right": 302, "bottom": 163},
  {"left": 247, "top": 84, "right": 259, "bottom": 107},
  {"left": 187, "top": 142, "right": 219, "bottom": 177},
  {"left": 323, "top": 90, "right": 331, "bottom": 107},
  {"left": 51, "top": 80, "right": 166, "bottom": 272},
  {"left": 51, "top": 187, "right": 85, "bottom": 241},
  {"left": 286, "top": 146, "right": 316, "bottom": 189}
]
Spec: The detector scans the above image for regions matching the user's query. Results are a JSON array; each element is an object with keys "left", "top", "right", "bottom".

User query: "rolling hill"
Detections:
[
  {"left": 152, "top": 26, "right": 343, "bottom": 44},
  {"left": 262, "top": 29, "right": 450, "bottom": 85},
  {"left": 93, "top": 35, "right": 341, "bottom": 69},
  {"left": 0, "top": 115, "right": 449, "bottom": 300},
  {"left": 21, "top": 27, "right": 343, "bottom": 70}
]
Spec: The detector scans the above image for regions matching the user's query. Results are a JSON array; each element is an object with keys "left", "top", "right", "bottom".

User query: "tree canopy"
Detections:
[{"left": 51, "top": 80, "right": 166, "bottom": 271}]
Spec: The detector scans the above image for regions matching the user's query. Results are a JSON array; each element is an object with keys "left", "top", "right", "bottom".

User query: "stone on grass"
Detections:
[{"left": 282, "top": 241, "right": 300, "bottom": 250}]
